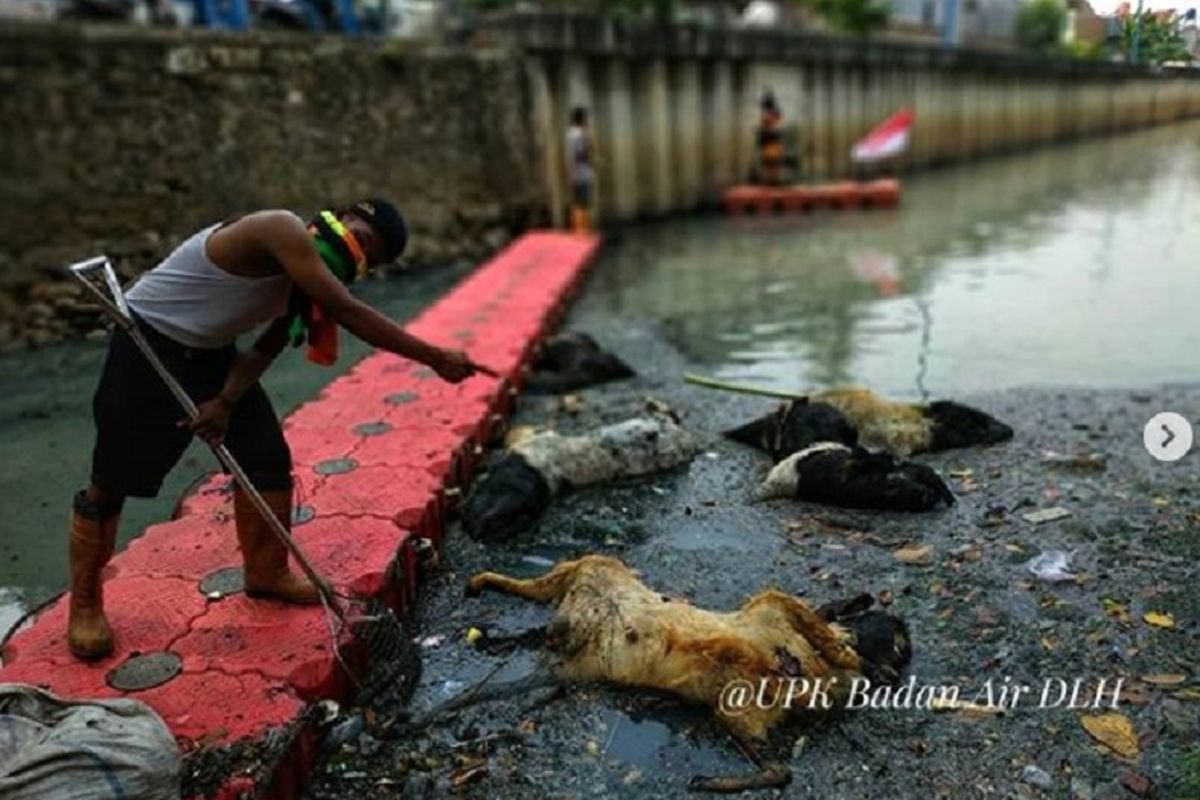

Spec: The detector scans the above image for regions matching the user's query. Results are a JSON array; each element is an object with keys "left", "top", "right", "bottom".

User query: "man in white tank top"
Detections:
[{"left": 68, "top": 199, "right": 481, "bottom": 660}]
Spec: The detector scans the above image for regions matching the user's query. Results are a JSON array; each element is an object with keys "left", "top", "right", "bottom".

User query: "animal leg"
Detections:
[
  {"left": 746, "top": 591, "right": 861, "bottom": 671},
  {"left": 465, "top": 558, "right": 583, "bottom": 603}
]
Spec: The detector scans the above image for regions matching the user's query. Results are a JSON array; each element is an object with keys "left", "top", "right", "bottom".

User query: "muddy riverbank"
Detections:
[{"left": 305, "top": 310, "right": 1200, "bottom": 799}]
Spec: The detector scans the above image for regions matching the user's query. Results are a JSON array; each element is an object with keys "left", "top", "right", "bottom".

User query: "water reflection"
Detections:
[{"left": 590, "top": 122, "right": 1200, "bottom": 396}]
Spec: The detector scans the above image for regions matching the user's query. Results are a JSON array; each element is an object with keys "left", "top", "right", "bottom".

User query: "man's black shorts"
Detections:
[
  {"left": 571, "top": 181, "right": 592, "bottom": 208},
  {"left": 90, "top": 317, "right": 292, "bottom": 498}
]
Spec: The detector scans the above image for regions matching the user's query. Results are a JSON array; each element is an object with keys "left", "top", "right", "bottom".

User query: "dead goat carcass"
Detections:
[
  {"left": 524, "top": 332, "right": 636, "bottom": 394},
  {"left": 461, "top": 408, "right": 697, "bottom": 540},
  {"left": 725, "top": 388, "right": 1013, "bottom": 460},
  {"left": 466, "top": 555, "right": 911, "bottom": 742},
  {"left": 754, "top": 442, "right": 956, "bottom": 512}
]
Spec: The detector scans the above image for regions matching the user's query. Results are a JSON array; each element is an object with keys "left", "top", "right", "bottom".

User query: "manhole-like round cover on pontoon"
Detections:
[
  {"left": 198, "top": 566, "right": 244, "bottom": 598},
  {"left": 314, "top": 458, "right": 358, "bottom": 475},
  {"left": 107, "top": 651, "right": 182, "bottom": 692},
  {"left": 353, "top": 421, "right": 392, "bottom": 437},
  {"left": 385, "top": 391, "right": 419, "bottom": 406}
]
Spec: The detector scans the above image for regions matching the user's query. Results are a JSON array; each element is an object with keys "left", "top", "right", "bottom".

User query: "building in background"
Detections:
[{"left": 886, "top": 0, "right": 1022, "bottom": 48}]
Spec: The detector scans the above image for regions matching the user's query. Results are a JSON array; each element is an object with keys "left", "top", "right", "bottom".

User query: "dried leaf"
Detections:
[
  {"left": 1143, "top": 611, "right": 1175, "bottom": 629},
  {"left": 1119, "top": 772, "right": 1153, "bottom": 796},
  {"left": 1102, "top": 598, "right": 1132, "bottom": 624},
  {"left": 893, "top": 545, "right": 932, "bottom": 564},
  {"left": 1141, "top": 674, "right": 1187, "bottom": 686},
  {"left": 1079, "top": 712, "right": 1139, "bottom": 759},
  {"left": 449, "top": 760, "right": 488, "bottom": 788}
]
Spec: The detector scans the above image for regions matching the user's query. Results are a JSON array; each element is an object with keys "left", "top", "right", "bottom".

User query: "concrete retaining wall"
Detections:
[{"left": 501, "top": 13, "right": 1200, "bottom": 226}]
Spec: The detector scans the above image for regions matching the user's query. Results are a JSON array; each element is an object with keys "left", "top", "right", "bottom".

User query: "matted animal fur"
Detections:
[
  {"left": 467, "top": 555, "right": 911, "bottom": 741},
  {"left": 525, "top": 331, "right": 636, "bottom": 394},
  {"left": 725, "top": 388, "right": 1013, "bottom": 460},
  {"left": 461, "top": 403, "right": 698, "bottom": 540},
  {"left": 755, "top": 442, "right": 956, "bottom": 512}
]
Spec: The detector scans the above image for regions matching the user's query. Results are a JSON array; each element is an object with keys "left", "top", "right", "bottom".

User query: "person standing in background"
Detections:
[
  {"left": 756, "top": 90, "right": 785, "bottom": 186},
  {"left": 565, "top": 106, "right": 595, "bottom": 234}
]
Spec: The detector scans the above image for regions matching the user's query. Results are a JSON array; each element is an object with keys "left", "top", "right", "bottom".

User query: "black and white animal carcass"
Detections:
[
  {"left": 725, "top": 388, "right": 1013, "bottom": 461},
  {"left": 754, "top": 442, "right": 956, "bottom": 512},
  {"left": 462, "top": 404, "right": 698, "bottom": 540}
]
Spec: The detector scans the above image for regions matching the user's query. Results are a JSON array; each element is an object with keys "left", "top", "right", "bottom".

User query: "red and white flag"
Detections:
[{"left": 852, "top": 109, "right": 915, "bottom": 163}]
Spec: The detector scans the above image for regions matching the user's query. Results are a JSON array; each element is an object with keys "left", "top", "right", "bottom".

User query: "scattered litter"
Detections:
[
  {"left": 1079, "top": 712, "right": 1139, "bottom": 759},
  {"left": 1025, "top": 550, "right": 1077, "bottom": 583},
  {"left": 977, "top": 506, "right": 1008, "bottom": 528},
  {"left": 417, "top": 635, "right": 445, "bottom": 649},
  {"left": 1141, "top": 674, "right": 1187, "bottom": 686},
  {"left": 465, "top": 627, "right": 484, "bottom": 645},
  {"left": 326, "top": 715, "right": 365, "bottom": 748},
  {"left": 559, "top": 394, "right": 585, "bottom": 414},
  {"left": 892, "top": 545, "right": 932, "bottom": 564},
  {"left": 451, "top": 762, "right": 487, "bottom": 791},
  {"left": 1143, "top": 611, "right": 1175, "bottom": 629},
  {"left": 1119, "top": 772, "right": 1154, "bottom": 797},
  {"left": 1022, "top": 507, "right": 1072, "bottom": 524},
  {"left": 1041, "top": 450, "right": 1107, "bottom": 473},
  {"left": 1021, "top": 764, "right": 1054, "bottom": 789},
  {"left": 703, "top": 451, "right": 720, "bottom": 460}
]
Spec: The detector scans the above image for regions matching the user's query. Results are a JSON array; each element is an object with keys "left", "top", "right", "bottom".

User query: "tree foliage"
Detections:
[
  {"left": 1015, "top": 0, "right": 1067, "bottom": 53},
  {"left": 807, "top": 0, "right": 890, "bottom": 35},
  {"left": 1118, "top": 11, "right": 1192, "bottom": 64}
]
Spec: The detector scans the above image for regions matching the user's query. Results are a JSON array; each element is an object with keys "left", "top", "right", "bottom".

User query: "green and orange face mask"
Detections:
[{"left": 287, "top": 210, "right": 369, "bottom": 365}]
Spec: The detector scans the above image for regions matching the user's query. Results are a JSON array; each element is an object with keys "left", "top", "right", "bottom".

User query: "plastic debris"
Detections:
[
  {"left": 1021, "top": 764, "right": 1054, "bottom": 789},
  {"left": 1026, "top": 551, "right": 1077, "bottom": 583},
  {"left": 417, "top": 635, "right": 445, "bottom": 649},
  {"left": 326, "top": 715, "right": 365, "bottom": 748},
  {"left": 1022, "top": 507, "right": 1072, "bottom": 524},
  {"left": 465, "top": 627, "right": 484, "bottom": 645}
]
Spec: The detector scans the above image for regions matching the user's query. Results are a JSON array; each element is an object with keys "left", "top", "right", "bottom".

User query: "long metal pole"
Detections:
[{"left": 69, "top": 258, "right": 343, "bottom": 620}]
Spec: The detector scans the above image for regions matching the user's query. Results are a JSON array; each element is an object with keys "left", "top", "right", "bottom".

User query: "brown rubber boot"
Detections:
[
  {"left": 67, "top": 495, "right": 119, "bottom": 659},
  {"left": 234, "top": 486, "right": 320, "bottom": 605}
]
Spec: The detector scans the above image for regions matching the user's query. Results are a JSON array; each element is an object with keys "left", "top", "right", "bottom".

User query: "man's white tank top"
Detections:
[{"left": 126, "top": 224, "right": 292, "bottom": 348}]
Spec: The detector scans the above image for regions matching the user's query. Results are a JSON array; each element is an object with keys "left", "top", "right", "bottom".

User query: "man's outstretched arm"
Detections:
[{"left": 252, "top": 212, "right": 476, "bottom": 381}]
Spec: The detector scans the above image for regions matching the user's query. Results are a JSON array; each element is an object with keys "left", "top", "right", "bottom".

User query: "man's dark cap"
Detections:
[{"left": 350, "top": 198, "right": 408, "bottom": 263}]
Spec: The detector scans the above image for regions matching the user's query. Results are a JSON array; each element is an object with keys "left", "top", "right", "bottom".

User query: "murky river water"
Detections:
[
  {"left": 3, "top": 121, "right": 1199, "bottom": 640},
  {"left": 589, "top": 121, "right": 1200, "bottom": 398}
]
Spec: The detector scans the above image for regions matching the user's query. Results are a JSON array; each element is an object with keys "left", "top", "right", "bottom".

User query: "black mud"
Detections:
[{"left": 306, "top": 314, "right": 1200, "bottom": 800}]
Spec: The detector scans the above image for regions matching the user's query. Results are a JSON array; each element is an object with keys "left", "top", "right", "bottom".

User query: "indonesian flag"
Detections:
[{"left": 852, "top": 109, "right": 915, "bottom": 163}]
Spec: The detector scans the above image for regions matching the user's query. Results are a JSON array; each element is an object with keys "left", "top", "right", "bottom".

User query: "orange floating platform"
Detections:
[
  {"left": 722, "top": 178, "right": 901, "bottom": 215},
  {"left": 0, "top": 231, "right": 600, "bottom": 799}
]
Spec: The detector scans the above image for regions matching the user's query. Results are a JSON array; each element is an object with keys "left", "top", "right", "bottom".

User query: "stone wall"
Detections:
[
  {"left": 0, "top": 23, "right": 544, "bottom": 348},
  {"left": 5, "top": 16, "right": 1200, "bottom": 349}
]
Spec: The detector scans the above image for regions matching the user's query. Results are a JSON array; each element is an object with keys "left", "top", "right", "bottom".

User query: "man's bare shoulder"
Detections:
[
  {"left": 207, "top": 210, "right": 308, "bottom": 276},
  {"left": 221, "top": 210, "right": 307, "bottom": 243}
]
